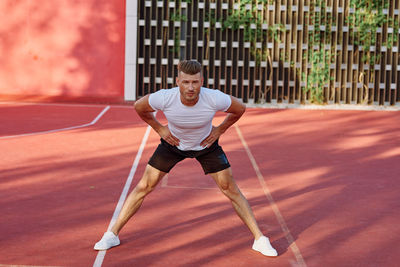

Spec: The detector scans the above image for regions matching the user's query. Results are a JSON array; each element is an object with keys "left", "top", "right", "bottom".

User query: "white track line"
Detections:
[
  {"left": 0, "top": 265, "right": 62, "bottom": 267},
  {"left": 0, "top": 101, "right": 134, "bottom": 109},
  {"left": 93, "top": 125, "right": 151, "bottom": 267},
  {"left": 235, "top": 125, "right": 307, "bottom": 267},
  {"left": 0, "top": 106, "right": 110, "bottom": 139}
]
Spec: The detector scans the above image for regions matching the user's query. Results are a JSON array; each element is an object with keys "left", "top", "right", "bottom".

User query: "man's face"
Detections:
[{"left": 176, "top": 71, "right": 203, "bottom": 106}]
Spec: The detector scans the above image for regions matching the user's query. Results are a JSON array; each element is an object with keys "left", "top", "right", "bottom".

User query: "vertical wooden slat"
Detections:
[
  {"left": 395, "top": 1, "right": 400, "bottom": 105},
  {"left": 202, "top": 1, "right": 208, "bottom": 85},
  {"left": 386, "top": 2, "right": 393, "bottom": 105},
  {"left": 252, "top": 1, "right": 259, "bottom": 103},
  {"left": 302, "top": 0, "right": 309, "bottom": 103},
  {"left": 143, "top": 0, "right": 151, "bottom": 95},
  {"left": 179, "top": 1, "right": 185, "bottom": 59},
  {"left": 259, "top": 0, "right": 266, "bottom": 103},
  {"left": 197, "top": 0, "right": 204, "bottom": 66},
  {"left": 327, "top": 0, "right": 336, "bottom": 104},
  {"left": 381, "top": 1, "right": 389, "bottom": 105},
  {"left": 155, "top": 1, "right": 162, "bottom": 91},
  {"left": 271, "top": 1, "right": 278, "bottom": 103},
  {"left": 137, "top": 0, "right": 145, "bottom": 97},
  {"left": 214, "top": 0, "right": 221, "bottom": 91},
  {"left": 375, "top": 1, "right": 383, "bottom": 104},
  {"left": 232, "top": 0, "right": 239, "bottom": 98},
  {"left": 182, "top": 0, "right": 189, "bottom": 60},
  {"left": 207, "top": 1, "right": 214, "bottom": 89},
  {"left": 167, "top": 0, "right": 174, "bottom": 89},
  {"left": 337, "top": 0, "right": 344, "bottom": 103},
  {"left": 322, "top": 0, "right": 329, "bottom": 102},
  {"left": 265, "top": 1, "right": 273, "bottom": 103},
  {"left": 282, "top": 0, "right": 289, "bottom": 104},
  {"left": 238, "top": 20, "right": 244, "bottom": 100},
  {"left": 191, "top": 0, "right": 198, "bottom": 60},
  {"left": 221, "top": 0, "right": 228, "bottom": 94},
  {"left": 332, "top": 0, "right": 340, "bottom": 103},
  {"left": 160, "top": 0, "right": 167, "bottom": 89},
  {"left": 276, "top": 0, "right": 282, "bottom": 103},
  {"left": 296, "top": 0, "right": 304, "bottom": 103},
  {"left": 243, "top": 3, "right": 250, "bottom": 103},
  {"left": 345, "top": 0, "right": 355, "bottom": 104},
  {"left": 343, "top": 0, "right": 350, "bottom": 103},
  {"left": 288, "top": 0, "right": 295, "bottom": 103},
  {"left": 348, "top": 1, "right": 357, "bottom": 103},
  {"left": 149, "top": 0, "right": 156, "bottom": 93}
]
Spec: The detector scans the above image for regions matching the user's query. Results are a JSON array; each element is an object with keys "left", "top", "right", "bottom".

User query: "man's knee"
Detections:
[
  {"left": 212, "top": 169, "right": 240, "bottom": 196},
  {"left": 135, "top": 165, "right": 165, "bottom": 195},
  {"left": 135, "top": 179, "right": 156, "bottom": 195},
  {"left": 218, "top": 177, "right": 233, "bottom": 192}
]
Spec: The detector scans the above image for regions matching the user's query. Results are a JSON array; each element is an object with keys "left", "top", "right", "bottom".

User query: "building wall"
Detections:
[{"left": 0, "top": 0, "right": 126, "bottom": 103}]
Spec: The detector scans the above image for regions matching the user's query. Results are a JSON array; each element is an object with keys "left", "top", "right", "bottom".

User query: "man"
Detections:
[{"left": 94, "top": 60, "right": 277, "bottom": 257}]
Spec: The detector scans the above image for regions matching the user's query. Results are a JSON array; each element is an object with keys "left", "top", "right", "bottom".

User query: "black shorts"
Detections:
[{"left": 148, "top": 139, "right": 231, "bottom": 174}]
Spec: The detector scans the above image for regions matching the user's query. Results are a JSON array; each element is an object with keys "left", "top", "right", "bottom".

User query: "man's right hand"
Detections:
[{"left": 158, "top": 125, "right": 180, "bottom": 146}]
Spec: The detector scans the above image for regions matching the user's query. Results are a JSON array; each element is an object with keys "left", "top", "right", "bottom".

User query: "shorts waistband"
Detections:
[{"left": 160, "top": 138, "right": 219, "bottom": 158}]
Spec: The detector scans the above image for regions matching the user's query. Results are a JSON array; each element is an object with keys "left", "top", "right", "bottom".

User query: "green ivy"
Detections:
[
  {"left": 347, "top": 0, "right": 399, "bottom": 65},
  {"left": 303, "top": 46, "right": 333, "bottom": 103},
  {"left": 165, "top": 0, "right": 397, "bottom": 105},
  {"left": 223, "top": 0, "right": 285, "bottom": 65},
  {"left": 170, "top": 12, "right": 187, "bottom": 22},
  {"left": 301, "top": 0, "right": 334, "bottom": 104},
  {"left": 170, "top": 3, "right": 188, "bottom": 56}
]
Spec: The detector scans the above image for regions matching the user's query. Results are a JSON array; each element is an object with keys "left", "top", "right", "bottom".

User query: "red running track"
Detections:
[{"left": 0, "top": 102, "right": 399, "bottom": 267}]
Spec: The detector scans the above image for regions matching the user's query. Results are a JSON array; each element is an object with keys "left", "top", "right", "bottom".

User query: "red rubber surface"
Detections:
[{"left": 0, "top": 103, "right": 399, "bottom": 267}]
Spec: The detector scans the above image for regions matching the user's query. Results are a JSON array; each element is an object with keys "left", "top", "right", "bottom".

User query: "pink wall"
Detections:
[{"left": 0, "top": 0, "right": 126, "bottom": 103}]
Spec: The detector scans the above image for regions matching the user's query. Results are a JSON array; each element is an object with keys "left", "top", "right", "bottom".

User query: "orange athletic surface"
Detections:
[{"left": 1, "top": 102, "right": 399, "bottom": 267}]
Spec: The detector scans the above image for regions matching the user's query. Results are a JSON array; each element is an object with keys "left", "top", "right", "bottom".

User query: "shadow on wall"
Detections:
[{"left": 0, "top": 0, "right": 126, "bottom": 103}]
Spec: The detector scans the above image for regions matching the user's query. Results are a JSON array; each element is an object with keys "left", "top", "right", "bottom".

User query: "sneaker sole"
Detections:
[
  {"left": 252, "top": 247, "right": 278, "bottom": 257},
  {"left": 94, "top": 242, "right": 120, "bottom": 251}
]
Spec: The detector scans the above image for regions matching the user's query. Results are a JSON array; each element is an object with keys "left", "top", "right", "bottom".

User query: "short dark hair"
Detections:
[{"left": 178, "top": 60, "right": 202, "bottom": 75}]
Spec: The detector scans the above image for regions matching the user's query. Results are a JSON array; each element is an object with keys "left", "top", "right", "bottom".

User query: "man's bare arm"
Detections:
[
  {"left": 134, "top": 95, "right": 180, "bottom": 146},
  {"left": 200, "top": 96, "right": 246, "bottom": 148}
]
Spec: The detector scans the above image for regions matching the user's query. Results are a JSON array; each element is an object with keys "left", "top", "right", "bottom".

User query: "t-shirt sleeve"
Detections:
[
  {"left": 215, "top": 90, "right": 232, "bottom": 111},
  {"left": 148, "top": 89, "right": 166, "bottom": 111}
]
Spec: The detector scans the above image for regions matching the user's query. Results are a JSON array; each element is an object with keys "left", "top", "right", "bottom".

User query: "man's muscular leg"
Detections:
[
  {"left": 209, "top": 168, "right": 277, "bottom": 256},
  {"left": 94, "top": 164, "right": 166, "bottom": 250},
  {"left": 111, "top": 164, "right": 167, "bottom": 235},
  {"left": 209, "top": 168, "right": 263, "bottom": 239}
]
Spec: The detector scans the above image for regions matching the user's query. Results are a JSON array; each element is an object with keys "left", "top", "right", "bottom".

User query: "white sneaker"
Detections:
[
  {"left": 252, "top": 236, "right": 278, "bottom": 257},
  {"left": 94, "top": 231, "right": 120, "bottom": 250}
]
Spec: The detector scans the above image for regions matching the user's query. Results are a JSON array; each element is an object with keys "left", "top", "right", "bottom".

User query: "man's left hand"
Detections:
[{"left": 200, "top": 126, "right": 223, "bottom": 148}]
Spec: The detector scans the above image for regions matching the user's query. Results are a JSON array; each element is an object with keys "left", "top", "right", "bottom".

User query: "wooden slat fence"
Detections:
[{"left": 136, "top": 0, "right": 400, "bottom": 106}]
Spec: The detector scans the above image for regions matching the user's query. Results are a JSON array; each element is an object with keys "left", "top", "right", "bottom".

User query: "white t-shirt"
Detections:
[{"left": 148, "top": 87, "right": 232, "bottom": 151}]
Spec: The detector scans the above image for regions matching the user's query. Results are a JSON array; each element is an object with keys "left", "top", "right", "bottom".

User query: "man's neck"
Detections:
[{"left": 180, "top": 95, "right": 199, "bottom": 106}]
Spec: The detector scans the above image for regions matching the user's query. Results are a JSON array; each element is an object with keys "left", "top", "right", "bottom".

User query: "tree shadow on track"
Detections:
[
  {"left": 0, "top": 119, "right": 153, "bottom": 265},
  {"left": 236, "top": 109, "right": 400, "bottom": 267},
  {"left": 2, "top": 106, "right": 399, "bottom": 266},
  {"left": 105, "top": 191, "right": 284, "bottom": 267}
]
